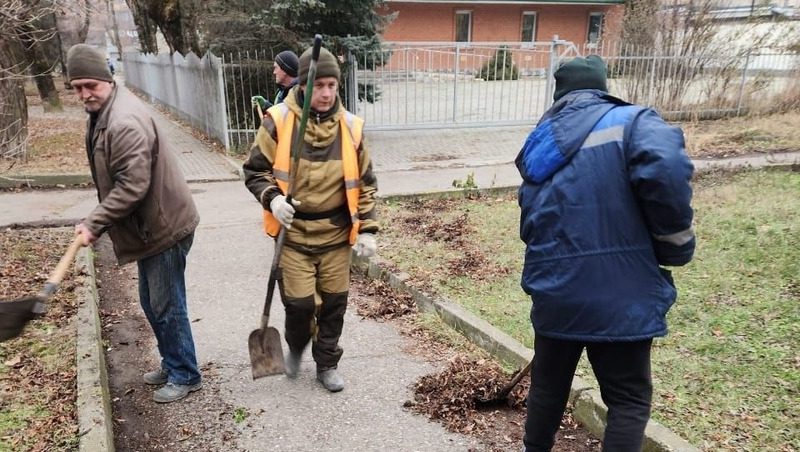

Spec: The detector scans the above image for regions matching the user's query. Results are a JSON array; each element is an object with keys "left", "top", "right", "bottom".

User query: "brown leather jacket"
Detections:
[{"left": 83, "top": 86, "right": 199, "bottom": 264}]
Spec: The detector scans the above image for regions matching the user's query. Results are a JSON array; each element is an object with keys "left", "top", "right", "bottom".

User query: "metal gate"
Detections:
[{"left": 345, "top": 39, "right": 575, "bottom": 130}]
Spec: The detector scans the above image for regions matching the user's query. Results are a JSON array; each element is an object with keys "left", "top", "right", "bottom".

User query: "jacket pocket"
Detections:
[{"left": 125, "top": 213, "right": 150, "bottom": 244}]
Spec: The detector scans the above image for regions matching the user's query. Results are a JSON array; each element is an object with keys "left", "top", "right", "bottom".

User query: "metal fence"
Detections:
[
  {"left": 349, "top": 41, "right": 562, "bottom": 130},
  {"left": 566, "top": 40, "right": 800, "bottom": 120},
  {"left": 351, "top": 39, "right": 799, "bottom": 128},
  {"left": 218, "top": 49, "right": 285, "bottom": 152},
  {"left": 121, "top": 38, "right": 799, "bottom": 150}
]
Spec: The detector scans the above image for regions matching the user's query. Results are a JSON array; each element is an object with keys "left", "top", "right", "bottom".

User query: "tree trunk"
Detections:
[
  {"left": 26, "top": 39, "right": 63, "bottom": 113},
  {"left": 0, "top": 38, "right": 29, "bottom": 161},
  {"left": 125, "top": 0, "right": 160, "bottom": 53},
  {"left": 125, "top": 0, "right": 203, "bottom": 54},
  {"left": 107, "top": 0, "right": 124, "bottom": 58}
]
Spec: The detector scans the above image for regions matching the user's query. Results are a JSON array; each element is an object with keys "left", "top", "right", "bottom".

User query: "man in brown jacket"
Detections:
[
  {"left": 243, "top": 45, "right": 378, "bottom": 392},
  {"left": 67, "top": 44, "right": 202, "bottom": 403}
]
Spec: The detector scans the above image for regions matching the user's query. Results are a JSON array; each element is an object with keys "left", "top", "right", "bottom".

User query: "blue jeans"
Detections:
[{"left": 137, "top": 233, "right": 201, "bottom": 386}]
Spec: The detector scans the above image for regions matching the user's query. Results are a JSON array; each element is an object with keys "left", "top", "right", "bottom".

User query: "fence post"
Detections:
[
  {"left": 454, "top": 43, "right": 460, "bottom": 123},
  {"left": 736, "top": 50, "right": 751, "bottom": 116},
  {"left": 216, "top": 53, "right": 230, "bottom": 151},
  {"left": 647, "top": 47, "right": 657, "bottom": 106},
  {"left": 345, "top": 48, "right": 358, "bottom": 114},
  {"left": 544, "top": 35, "right": 562, "bottom": 110}
]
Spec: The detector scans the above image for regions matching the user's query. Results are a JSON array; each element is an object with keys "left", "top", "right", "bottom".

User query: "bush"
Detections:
[{"left": 478, "top": 47, "right": 519, "bottom": 81}]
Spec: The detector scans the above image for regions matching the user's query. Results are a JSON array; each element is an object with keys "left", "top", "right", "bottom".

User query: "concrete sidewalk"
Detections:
[{"left": 180, "top": 181, "right": 480, "bottom": 450}]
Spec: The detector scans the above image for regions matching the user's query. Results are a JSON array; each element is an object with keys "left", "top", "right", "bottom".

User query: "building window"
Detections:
[
  {"left": 455, "top": 10, "right": 472, "bottom": 42},
  {"left": 587, "top": 12, "right": 605, "bottom": 44},
  {"left": 521, "top": 12, "right": 537, "bottom": 42}
]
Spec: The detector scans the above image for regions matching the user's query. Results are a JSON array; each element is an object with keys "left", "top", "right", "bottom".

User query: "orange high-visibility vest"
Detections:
[{"left": 262, "top": 103, "right": 364, "bottom": 244}]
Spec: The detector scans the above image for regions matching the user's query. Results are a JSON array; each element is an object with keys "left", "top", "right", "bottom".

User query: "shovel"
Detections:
[
  {"left": 475, "top": 358, "right": 533, "bottom": 408},
  {"left": 0, "top": 235, "right": 84, "bottom": 342},
  {"left": 249, "top": 34, "right": 323, "bottom": 379}
]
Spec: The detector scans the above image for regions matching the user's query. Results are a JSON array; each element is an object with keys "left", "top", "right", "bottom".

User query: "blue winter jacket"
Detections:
[{"left": 516, "top": 90, "right": 695, "bottom": 341}]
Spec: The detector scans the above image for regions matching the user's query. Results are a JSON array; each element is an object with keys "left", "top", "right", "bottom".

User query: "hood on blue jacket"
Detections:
[{"left": 516, "top": 90, "right": 630, "bottom": 184}]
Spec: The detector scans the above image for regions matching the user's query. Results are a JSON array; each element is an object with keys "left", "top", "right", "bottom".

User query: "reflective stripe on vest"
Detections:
[{"left": 261, "top": 104, "right": 364, "bottom": 245}]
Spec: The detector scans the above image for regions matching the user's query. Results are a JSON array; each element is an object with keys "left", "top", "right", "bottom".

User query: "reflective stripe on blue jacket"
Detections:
[{"left": 516, "top": 89, "right": 695, "bottom": 341}]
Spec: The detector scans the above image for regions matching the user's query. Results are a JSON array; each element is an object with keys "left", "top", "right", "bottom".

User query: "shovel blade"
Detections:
[
  {"left": 0, "top": 297, "right": 41, "bottom": 342},
  {"left": 475, "top": 392, "right": 513, "bottom": 410},
  {"left": 248, "top": 326, "right": 285, "bottom": 379}
]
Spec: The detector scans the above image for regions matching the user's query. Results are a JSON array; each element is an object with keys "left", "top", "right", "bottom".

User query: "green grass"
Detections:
[
  {"left": 378, "top": 169, "right": 800, "bottom": 451},
  {"left": 0, "top": 405, "right": 48, "bottom": 452},
  {"left": 0, "top": 334, "right": 77, "bottom": 451}
]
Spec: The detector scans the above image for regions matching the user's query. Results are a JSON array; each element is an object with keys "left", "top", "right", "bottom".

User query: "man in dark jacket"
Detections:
[
  {"left": 251, "top": 50, "right": 299, "bottom": 114},
  {"left": 67, "top": 44, "right": 202, "bottom": 404},
  {"left": 516, "top": 55, "right": 695, "bottom": 451}
]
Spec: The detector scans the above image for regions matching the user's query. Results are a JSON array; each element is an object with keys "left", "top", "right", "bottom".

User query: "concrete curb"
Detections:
[
  {"left": 75, "top": 247, "right": 115, "bottom": 452},
  {"left": 220, "top": 154, "right": 245, "bottom": 180},
  {"left": 351, "top": 253, "right": 700, "bottom": 452},
  {"left": 0, "top": 174, "right": 92, "bottom": 189}
]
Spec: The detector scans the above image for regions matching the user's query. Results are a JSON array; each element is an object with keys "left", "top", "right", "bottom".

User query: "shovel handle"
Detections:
[
  {"left": 497, "top": 358, "right": 534, "bottom": 398},
  {"left": 287, "top": 34, "right": 323, "bottom": 198},
  {"left": 41, "top": 235, "right": 84, "bottom": 298},
  {"left": 262, "top": 227, "right": 288, "bottom": 327}
]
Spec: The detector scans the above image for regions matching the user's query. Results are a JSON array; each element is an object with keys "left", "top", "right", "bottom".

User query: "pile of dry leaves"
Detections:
[
  {"left": 405, "top": 355, "right": 528, "bottom": 433},
  {"left": 0, "top": 227, "right": 80, "bottom": 450},
  {"left": 352, "top": 277, "right": 416, "bottom": 320}
]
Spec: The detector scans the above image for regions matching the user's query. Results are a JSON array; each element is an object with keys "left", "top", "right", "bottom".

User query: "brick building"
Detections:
[{"left": 380, "top": 0, "right": 625, "bottom": 46}]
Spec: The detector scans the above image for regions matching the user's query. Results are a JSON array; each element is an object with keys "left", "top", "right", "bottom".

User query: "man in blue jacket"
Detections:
[{"left": 516, "top": 55, "right": 695, "bottom": 451}]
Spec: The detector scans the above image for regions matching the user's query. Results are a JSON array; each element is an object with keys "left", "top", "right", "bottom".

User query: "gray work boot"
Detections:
[
  {"left": 316, "top": 367, "right": 344, "bottom": 392},
  {"left": 143, "top": 369, "right": 168, "bottom": 385},
  {"left": 285, "top": 350, "right": 302, "bottom": 379},
  {"left": 153, "top": 381, "right": 202, "bottom": 403}
]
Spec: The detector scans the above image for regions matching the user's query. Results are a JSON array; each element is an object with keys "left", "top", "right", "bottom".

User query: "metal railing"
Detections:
[
  {"left": 348, "top": 41, "right": 560, "bottom": 130},
  {"left": 567, "top": 40, "right": 800, "bottom": 120},
  {"left": 121, "top": 38, "right": 799, "bottom": 150}
]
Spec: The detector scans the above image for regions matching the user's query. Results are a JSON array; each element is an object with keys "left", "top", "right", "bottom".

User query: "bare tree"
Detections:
[
  {"left": 25, "top": 5, "right": 63, "bottom": 113},
  {"left": 0, "top": 0, "right": 85, "bottom": 159},
  {"left": 125, "top": 0, "right": 202, "bottom": 54},
  {"left": 617, "top": 0, "right": 784, "bottom": 113},
  {"left": 0, "top": 0, "right": 55, "bottom": 159}
]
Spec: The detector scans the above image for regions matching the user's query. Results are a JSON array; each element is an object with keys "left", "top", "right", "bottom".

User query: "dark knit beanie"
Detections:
[
  {"left": 275, "top": 50, "right": 299, "bottom": 78},
  {"left": 298, "top": 47, "right": 340, "bottom": 85},
  {"left": 553, "top": 55, "right": 608, "bottom": 101},
  {"left": 66, "top": 44, "right": 113, "bottom": 83}
]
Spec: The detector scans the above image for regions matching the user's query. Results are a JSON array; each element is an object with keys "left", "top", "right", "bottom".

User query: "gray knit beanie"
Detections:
[
  {"left": 553, "top": 55, "right": 608, "bottom": 101},
  {"left": 298, "top": 47, "right": 340, "bottom": 85},
  {"left": 275, "top": 50, "right": 299, "bottom": 77},
  {"left": 67, "top": 44, "right": 113, "bottom": 83}
]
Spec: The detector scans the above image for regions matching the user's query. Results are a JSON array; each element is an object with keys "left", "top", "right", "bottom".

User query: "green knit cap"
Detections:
[
  {"left": 298, "top": 47, "right": 341, "bottom": 85},
  {"left": 553, "top": 55, "right": 608, "bottom": 101},
  {"left": 66, "top": 44, "right": 113, "bottom": 83}
]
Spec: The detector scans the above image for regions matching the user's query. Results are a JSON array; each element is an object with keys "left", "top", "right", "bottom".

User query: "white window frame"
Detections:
[
  {"left": 521, "top": 11, "right": 538, "bottom": 43},
  {"left": 587, "top": 12, "right": 605, "bottom": 46},
  {"left": 455, "top": 10, "right": 472, "bottom": 42}
]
